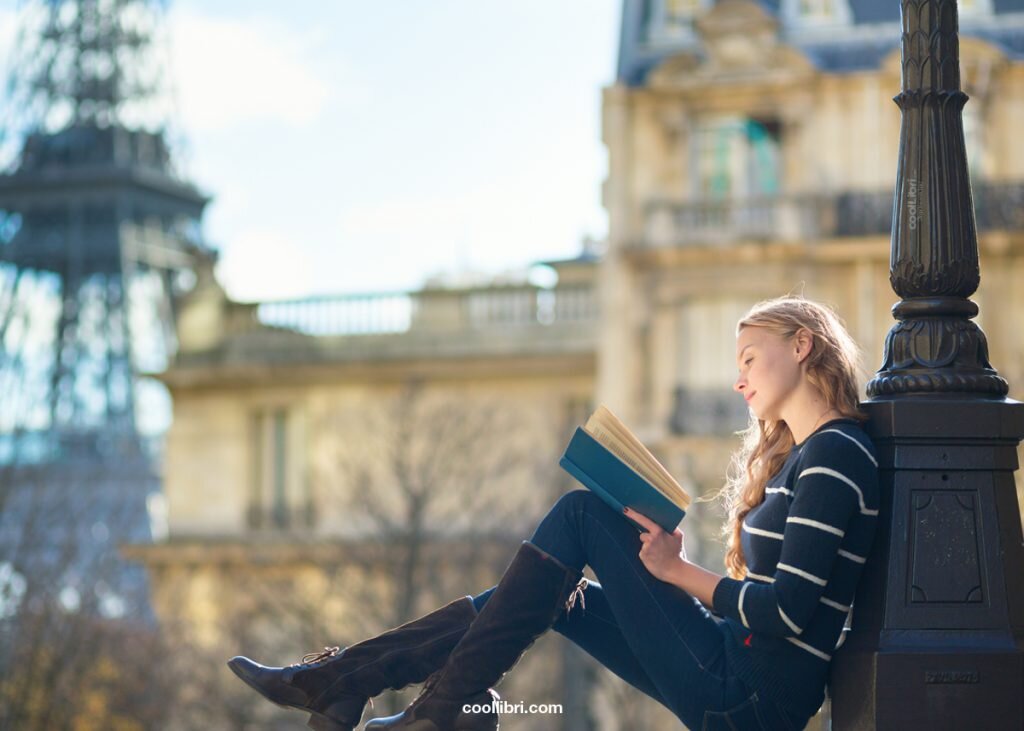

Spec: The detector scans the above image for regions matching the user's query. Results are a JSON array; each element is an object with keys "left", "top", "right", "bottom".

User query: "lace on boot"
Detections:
[
  {"left": 294, "top": 645, "right": 376, "bottom": 709},
  {"left": 564, "top": 577, "right": 588, "bottom": 615},
  {"left": 298, "top": 646, "right": 341, "bottom": 666}
]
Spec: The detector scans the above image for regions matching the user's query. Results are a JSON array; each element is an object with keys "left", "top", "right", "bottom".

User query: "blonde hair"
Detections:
[{"left": 722, "top": 296, "right": 866, "bottom": 579}]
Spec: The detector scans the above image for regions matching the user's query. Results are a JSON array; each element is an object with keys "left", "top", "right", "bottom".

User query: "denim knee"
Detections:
[
  {"left": 546, "top": 489, "right": 611, "bottom": 537},
  {"left": 553, "top": 488, "right": 606, "bottom": 518},
  {"left": 529, "top": 490, "right": 602, "bottom": 569}
]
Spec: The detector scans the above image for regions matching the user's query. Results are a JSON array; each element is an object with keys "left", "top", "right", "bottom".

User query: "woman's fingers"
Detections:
[{"left": 623, "top": 506, "right": 661, "bottom": 534}]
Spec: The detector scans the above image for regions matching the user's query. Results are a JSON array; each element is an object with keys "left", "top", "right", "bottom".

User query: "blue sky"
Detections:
[{"left": 0, "top": 0, "right": 620, "bottom": 301}]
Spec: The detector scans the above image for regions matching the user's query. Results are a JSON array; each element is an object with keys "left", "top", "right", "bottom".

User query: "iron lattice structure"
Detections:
[{"left": 0, "top": 0, "right": 211, "bottom": 622}]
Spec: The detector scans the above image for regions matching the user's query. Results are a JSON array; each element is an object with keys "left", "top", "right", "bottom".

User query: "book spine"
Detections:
[{"left": 558, "top": 456, "right": 626, "bottom": 514}]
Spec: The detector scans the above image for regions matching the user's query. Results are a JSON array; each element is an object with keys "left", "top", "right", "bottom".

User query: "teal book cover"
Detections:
[{"left": 559, "top": 426, "right": 686, "bottom": 534}]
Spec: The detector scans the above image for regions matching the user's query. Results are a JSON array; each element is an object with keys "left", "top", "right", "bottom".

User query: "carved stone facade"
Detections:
[{"left": 598, "top": 0, "right": 1024, "bottom": 497}]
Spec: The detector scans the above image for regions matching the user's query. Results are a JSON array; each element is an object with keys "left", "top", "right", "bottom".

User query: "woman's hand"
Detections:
[
  {"left": 624, "top": 506, "right": 723, "bottom": 606},
  {"left": 623, "top": 507, "right": 686, "bottom": 583}
]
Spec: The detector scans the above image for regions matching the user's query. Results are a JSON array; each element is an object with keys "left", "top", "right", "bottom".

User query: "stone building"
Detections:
[
  {"left": 128, "top": 1, "right": 1024, "bottom": 729},
  {"left": 129, "top": 255, "right": 606, "bottom": 729}
]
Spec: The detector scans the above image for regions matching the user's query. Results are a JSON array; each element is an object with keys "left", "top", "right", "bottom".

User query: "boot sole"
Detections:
[
  {"left": 364, "top": 713, "right": 499, "bottom": 730},
  {"left": 226, "top": 662, "right": 356, "bottom": 731}
]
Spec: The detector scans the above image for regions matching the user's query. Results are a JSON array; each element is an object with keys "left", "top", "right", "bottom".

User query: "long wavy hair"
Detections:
[{"left": 721, "top": 296, "right": 867, "bottom": 579}]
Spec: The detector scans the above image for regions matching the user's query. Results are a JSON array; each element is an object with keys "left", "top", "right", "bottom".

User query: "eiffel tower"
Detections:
[{"left": 0, "top": 0, "right": 211, "bottom": 624}]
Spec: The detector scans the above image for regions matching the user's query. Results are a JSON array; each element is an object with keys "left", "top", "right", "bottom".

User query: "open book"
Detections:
[{"left": 558, "top": 405, "right": 691, "bottom": 533}]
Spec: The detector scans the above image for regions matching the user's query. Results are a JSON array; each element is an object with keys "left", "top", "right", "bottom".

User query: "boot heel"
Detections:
[
  {"left": 309, "top": 692, "right": 365, "bottom": 729},
  {"left": 455, "top": 710, "right": 499, "bottom": 730},
  {"left": 454, "top": 691, "right": 500, "bottom": 730},
  {"left": 307, "top": 711, "right": 354, "bottom": 731}
]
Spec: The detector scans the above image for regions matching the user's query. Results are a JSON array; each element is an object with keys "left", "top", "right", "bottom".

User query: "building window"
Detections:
[
  {"left": 800, "top": 0, "right": 835, "bottom": 21},
  {"left": 671, "top": 297, "right": 752, "bottom": 435},
  {"left": 962, "top": 101, "right": 984, "bottom": 178},
  {"left": 782, "top": 0, "right": 851, "bottom": 27},
  {"left": 665, "top": 0, "right": 702, "bottom": 22},
  {"left": 645, "top": 0, "right": 705, "bottom": 42},
  {"left": 958, "top": 0, "right": 994, "bottom": 18},
  {"left": 248, "top": 407, "right": 309, "bottom": 530},
  {"left": 693, "top": 117, "right": 781, "bottom": 200},
  {"left": 677, "top": 297, "right": 751, "bottom": 390}
]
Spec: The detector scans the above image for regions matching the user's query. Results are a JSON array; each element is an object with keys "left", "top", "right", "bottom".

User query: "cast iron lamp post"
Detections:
[{"left": 830, "top": 1, "right": 1024, "bottom": 728}]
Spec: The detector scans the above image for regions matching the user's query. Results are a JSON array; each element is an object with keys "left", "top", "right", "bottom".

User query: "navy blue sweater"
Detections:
[{"left": 711, "top": 418, "right": 880, "bottom": 719}]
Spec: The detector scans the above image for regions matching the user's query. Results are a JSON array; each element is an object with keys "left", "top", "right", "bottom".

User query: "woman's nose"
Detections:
[{"left": 733, "top": 376, "right": 745, "bottom": 393}]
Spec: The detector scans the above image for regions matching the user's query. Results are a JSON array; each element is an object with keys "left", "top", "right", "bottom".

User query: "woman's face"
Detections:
[{"left": 733, "top": 325, "right": 804, "bottom": 422}]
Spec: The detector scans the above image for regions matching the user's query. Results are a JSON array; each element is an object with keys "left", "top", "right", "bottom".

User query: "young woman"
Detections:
[{"left": 229, "top": 295, "right": 880, "bottom": 731}]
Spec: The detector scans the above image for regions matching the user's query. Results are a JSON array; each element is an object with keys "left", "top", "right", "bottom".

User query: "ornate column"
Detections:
[
  {"left": 869, "top": 0, "right": 1002, "bottom": 398},
  {"left": 830, "top": 1, "right": 1024, "bottom": 729}
]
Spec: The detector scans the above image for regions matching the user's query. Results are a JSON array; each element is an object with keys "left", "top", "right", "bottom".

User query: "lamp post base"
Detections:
[
  {"left": 832, "top": 637, "right": 1024, "bottom": 730},
  {"left": 829, "top": 397, "right": 1024, "bottom": 731}
]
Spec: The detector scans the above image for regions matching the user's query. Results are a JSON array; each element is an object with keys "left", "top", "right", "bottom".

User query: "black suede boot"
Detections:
[
  {"left": 228, "top": 596, "right": 479, "bottom": 731},
  {"left": 365, "top": 542, "right": 586, "bottom": 731}
]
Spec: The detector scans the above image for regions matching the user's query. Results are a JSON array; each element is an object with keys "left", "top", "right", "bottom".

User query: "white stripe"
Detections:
[
  {"left": 786, "top": 516, "right": 845, "bottom": 537},
  {"left": 743, "top": 522, "right": 784, "bottom": 540},
  {"left": 835, "top": 629, "right": 848, "bottom": 650},
  {"left": 746, "top": 571, "right": 775, "bottom": 583},
  {"left": 837, "top": 549, "right": 866, "bottom": 564},
  {"left": 777, "top": 562, "right": 827, "bottom": 586},
  {"left": 738, "top": 583, "right": 751, "bottom": 629},
  {"left": 778, "top": 606, "right": 803, "bottom": 635},
  {"left": 818, "top": 429, "right": 878, "bottom": 467},
  {"left": 798, "top": 466, "right": 880, "bottom": 516},
  {"left": 820, "top": 596, "right": 851, "bottom": 612},
  {"left": 786, "top": 636, "right": 832, "bottom": 661},
  {"left": 765, "top": 486, "right": 794, "bottom": 497}
]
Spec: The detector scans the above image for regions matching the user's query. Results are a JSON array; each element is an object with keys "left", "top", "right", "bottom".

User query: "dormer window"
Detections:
[
  {"left": 645, "top": 0, "right": 707, "bottom": 42},
  {"left": 665, "top": 0, "right": 702, "bottom": 22},
  {"left": 781, "top": 0, "right": 851, "bottom": 27},
  {"left": 958, "top": 0, "right": 994, "bottom": 20},
  {"left": 800, "top": 0, "right": 836, "bottom": 22}
]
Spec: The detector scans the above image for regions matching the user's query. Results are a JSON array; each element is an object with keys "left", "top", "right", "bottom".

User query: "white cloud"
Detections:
[
  {"left": 215, "top": 227, "right": 317, "bottom": 301},
  {"left": 168, "top": 9, "right": 334, "bottom": 133},
  {"left": 0, "top": 9, "right": 15, "bottom": 62},
  {"left": 324, "top": 173, "right": 594, "bottom": 293},
  {"left": 0, "top": 8, "right": 23, "bottom": 163}
]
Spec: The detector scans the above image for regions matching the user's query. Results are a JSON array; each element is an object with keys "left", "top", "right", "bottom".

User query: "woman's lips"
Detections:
[{"left": 745, "top": 391, "right": 756, "bottom": 403}]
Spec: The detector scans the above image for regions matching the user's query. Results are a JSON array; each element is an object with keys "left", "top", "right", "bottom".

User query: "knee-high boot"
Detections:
[
  {"left": 227, "top": 596, "right": 485, "bottom": 731},
  {"left": 365, "top": 541, "right": 586, "bottom": 731}
]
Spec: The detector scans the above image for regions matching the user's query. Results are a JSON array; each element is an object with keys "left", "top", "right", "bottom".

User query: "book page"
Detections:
[
  {"left": 584, "top": 405, "right": 691, "bottom": 509},
  {"left": 588, "top": 406, "right": 686, "bottom": 502}
]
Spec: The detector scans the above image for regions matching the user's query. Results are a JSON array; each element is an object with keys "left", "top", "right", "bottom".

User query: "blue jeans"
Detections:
[{"left": 471, "top": 490, "right": 806, "bottom": 731}]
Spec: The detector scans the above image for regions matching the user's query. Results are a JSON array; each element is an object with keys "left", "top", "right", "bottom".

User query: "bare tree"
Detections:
[
  {"left": 305, "top": 382, "right": 562, "bottom": 720},
  {"left": 311, "top": 382, "right": 556, "bottom": 626},
  {"left": 0, "top": 456, "right": 182, "bottom": 731},
  {"left": 139, "top": 382, "right": 571, "bottom": 730}
]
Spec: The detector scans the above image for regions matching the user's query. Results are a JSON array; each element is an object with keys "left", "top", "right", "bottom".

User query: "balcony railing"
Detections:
[
  {"left": 253, "top": 293, "right": 414, "bottom": 336},
  {"left": 225, "top": 284, "right": 599, "bottom": 338},
  {"left": 645, "top": 194, "right": 827, "bottom": 245},
  {"left": 641, "top": 182, "right": 1024, "bottom": 248}
]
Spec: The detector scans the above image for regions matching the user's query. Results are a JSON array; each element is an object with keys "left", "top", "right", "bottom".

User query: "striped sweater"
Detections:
[{"left": 711, "top": 418, "right": 880, "bottom": 719}]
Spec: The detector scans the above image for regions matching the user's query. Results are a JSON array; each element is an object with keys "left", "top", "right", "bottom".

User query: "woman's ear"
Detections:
[{"left": 794, "top": 328, "right": 814, "bottom": 364}]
